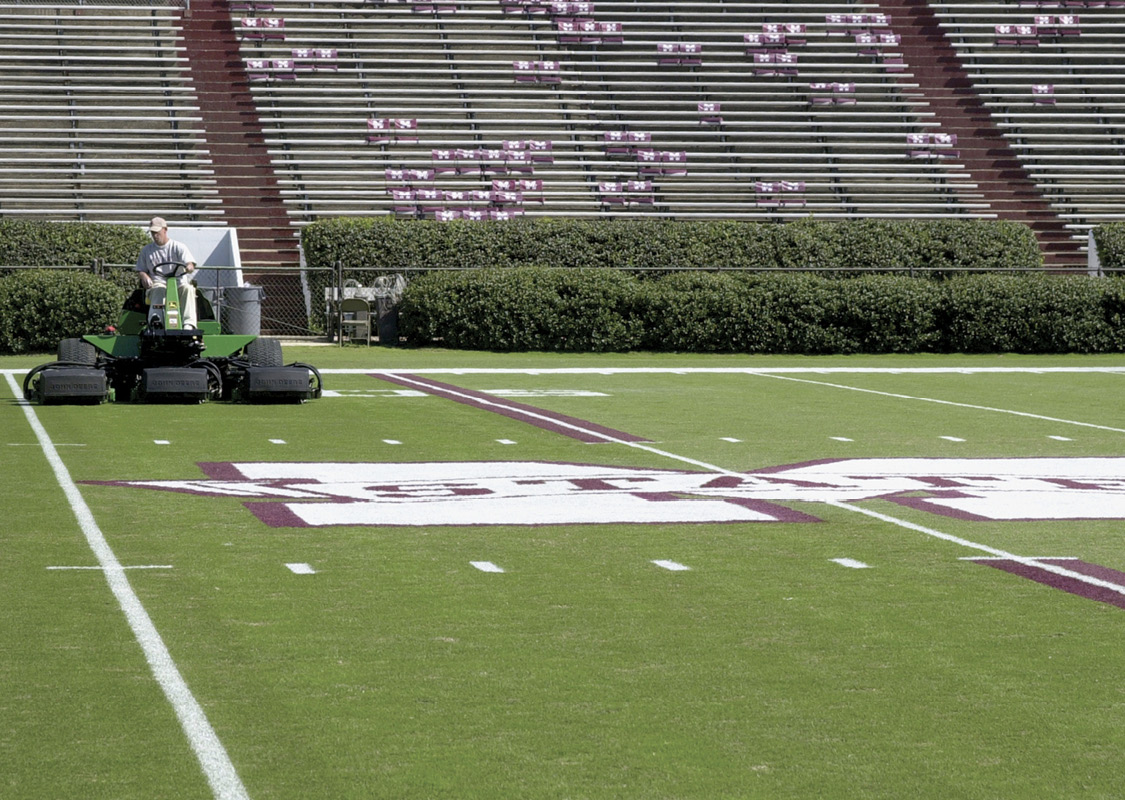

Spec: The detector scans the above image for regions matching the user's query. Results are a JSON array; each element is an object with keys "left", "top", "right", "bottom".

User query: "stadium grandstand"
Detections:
[{"left": 2, "top": 0, "right": 1122, "bottom": 325}]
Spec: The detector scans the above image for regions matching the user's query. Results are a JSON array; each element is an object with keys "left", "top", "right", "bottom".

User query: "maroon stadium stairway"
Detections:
[
  {"left": 876, "top": 0, "right": 1084, "bottom": 269},
  {"left": 181, "top": 0, "right": 303, "bottom": 333}
]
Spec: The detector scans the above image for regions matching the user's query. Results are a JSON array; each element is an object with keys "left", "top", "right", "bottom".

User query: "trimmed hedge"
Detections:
[
  {"left": 1094, "top": 222, "right": 1125, "bottom": 273},
  {"left": 0, "top": 219, "right": 148, "bottom": 270},
  {"left": 399, "top": 269, "right": 1125, "bottom": 355},
  {"left": 301, "top": 217, "right": 1043, "bottom": 338},
  {"left": 0, "top": 221, "right": 149, "bottom": 354},
  {"left": 301, "top": 217, "right": 1042, "bottom": 276},
  {"left": 401, "top": 268, "right": 644, "bottom": 351},
  {"left": 0, "top": 219, "right": 148, "bottom": 293},
  {"left": 0, "top": 269, "right": 126, "bottom": 354},
  {"left": 1, "top": 217, "right": 1116, "bottom": 355},
  {"left": 632, "top": 272, "right": 946, "bottom": 354},
  {"left": 938, "top": 273, "right": 1121, "bottom": 353}
]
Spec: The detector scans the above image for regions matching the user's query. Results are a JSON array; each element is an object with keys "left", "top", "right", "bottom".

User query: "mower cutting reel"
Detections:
[{"left": 23, "top": 262, "right": 323, "bottom": 405}]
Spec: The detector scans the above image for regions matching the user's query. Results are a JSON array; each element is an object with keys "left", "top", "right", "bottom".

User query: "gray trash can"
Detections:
[
  {"left": 221, "top": 285, "right": 265, "bottom": 335},
  {"left": 372, "top": 273, "right": 406, "bottom": 345},
  {"left": 375, "top": 294, "right": 398, "bottom": 344}
]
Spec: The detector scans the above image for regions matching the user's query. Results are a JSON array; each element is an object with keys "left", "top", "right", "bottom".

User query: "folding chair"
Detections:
[{"left": 339, "top": 297, "right": 371, "bottom": 345}]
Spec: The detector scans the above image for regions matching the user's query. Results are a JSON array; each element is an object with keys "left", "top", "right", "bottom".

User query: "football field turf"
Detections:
[{"left": 3, "top": 349, "right": 1125, "bottom": 799}]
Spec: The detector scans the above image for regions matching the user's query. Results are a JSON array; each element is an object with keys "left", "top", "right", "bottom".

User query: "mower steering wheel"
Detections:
[{"left": 152, "top": 260, "right": 189, "bottom": 280}]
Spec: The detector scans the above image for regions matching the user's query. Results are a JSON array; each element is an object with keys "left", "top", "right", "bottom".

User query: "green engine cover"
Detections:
[{"left": 84, "top": 332, "right": 256, "bottom": 359}]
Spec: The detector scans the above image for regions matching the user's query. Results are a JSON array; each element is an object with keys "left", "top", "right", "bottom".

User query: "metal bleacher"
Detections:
[
  {"left": 0, "top": 1, "right": 222, "bottom": 226},
  {"left": 234, "top": 0, "right": 991, "bottom": 224},
  {"left": 928, "top": 0, "right": 1125, "bottom": 234},
  {"left": 7, "top": 0, "right": 1124, "bottom": 245}
]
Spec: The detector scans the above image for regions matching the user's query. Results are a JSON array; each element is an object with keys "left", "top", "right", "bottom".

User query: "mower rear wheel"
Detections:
[
  {"left": 58, "top": 337, "right": 97, "bottom": 365},
  {"left": 245, "top": 337, "right": 283, "bottom": 367}
]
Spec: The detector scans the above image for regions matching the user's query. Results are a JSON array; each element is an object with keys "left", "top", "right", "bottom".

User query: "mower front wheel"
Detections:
[
  {"left": 58, "top": 337, "right": 97, "bottom": 365},
  {"left": 245, "top": 337, "right": 283, "bottom": 367}
]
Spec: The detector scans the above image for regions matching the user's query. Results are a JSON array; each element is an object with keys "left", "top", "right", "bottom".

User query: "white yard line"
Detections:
[
  {"left": 47, "top": 564, "right": 173, "bottom": 571},
  {"left": 826, "top": 501, "right": 1125, "bottom": 597},
  {"left": 9, "top": 361, "right": 1125, "bottom": 614},
  {"left": 380, "top": 372, "right": 746, "bottom": 478},
  {"left": 314, "top": 367, "right": 1125, "bottom": 376},
  {"left": 751, "top": 372, "right": 1125, "bottom": 435},
  {"left": 408, "top": 369, "right": 1125, "bottom": 597},
  {"left": 4, "top": 374, "right": 250, "bottom": 800},
  {"left": 6, "top": 366, "right": 1125, "bottom": 379},
  {"left": 383, "top": 370, "right": 1125, "bottom": 597},
  {"left": 738, "top": 373, "right": 1125, "bottom": 591}
]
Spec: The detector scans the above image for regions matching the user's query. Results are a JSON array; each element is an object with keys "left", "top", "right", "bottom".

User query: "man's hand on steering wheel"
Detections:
[{"left": 152, "top": 260, "right": 191, "bottom": 280}]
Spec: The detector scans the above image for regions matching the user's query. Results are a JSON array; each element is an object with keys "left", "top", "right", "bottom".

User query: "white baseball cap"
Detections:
[{"left": 148, "top": 216, "right": 168, "bottom": 232}]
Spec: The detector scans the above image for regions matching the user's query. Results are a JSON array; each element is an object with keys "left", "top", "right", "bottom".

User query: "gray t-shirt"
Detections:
[{"left": 136, "top": 240, "right": 196, "bottom": 286}]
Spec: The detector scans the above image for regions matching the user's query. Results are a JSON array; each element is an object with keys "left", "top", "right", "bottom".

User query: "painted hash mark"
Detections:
[
  {"left": 974, "top": 558, "right": 1125, "bottom": 610},
  {"left": 471, "top": 561, "right": 505, "bottom": 573},
  {"left": 831, "top": 558, "right": 870, "bottom": 569}
]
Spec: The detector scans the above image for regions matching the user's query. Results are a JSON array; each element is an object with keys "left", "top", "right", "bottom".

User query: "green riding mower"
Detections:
[{"left": 23, "top": 262, "right": 323, "bottom": 405}]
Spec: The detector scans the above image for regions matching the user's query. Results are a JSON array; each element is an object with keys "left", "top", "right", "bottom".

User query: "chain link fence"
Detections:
[
  {"left": 1, "top": 262, "right": 407, "bottom": 342},
  {"left": 4, "top": 259, "right": 1118, "bottom": 347},
  {"left": 86, "top": 261, "right": 407, "bottom": 342}
]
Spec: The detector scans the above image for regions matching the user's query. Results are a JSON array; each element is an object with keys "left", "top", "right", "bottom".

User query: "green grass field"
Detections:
[{"left": 4, "top": 348, "right": 1125, "bottom": 799}]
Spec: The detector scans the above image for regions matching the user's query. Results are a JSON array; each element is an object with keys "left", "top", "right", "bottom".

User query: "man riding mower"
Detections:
[{"left": 23, "top": 261, "right": 323, "bottom": 405}]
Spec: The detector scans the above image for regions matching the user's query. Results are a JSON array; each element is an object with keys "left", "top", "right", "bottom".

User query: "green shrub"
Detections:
[
  {"left": 0, "top": 219, "right": 147, "bottom": 295},
  {"left": 633, "top": 272, "right": 944, "bottom": 354},
  {"left": 400, "top": 268, "right": 1124, "bottom": 355},
  {"left": 634, "top": 271, "right": 775, "bottom": 352},
  {"left": 1099, "top": 277, "right": 1125, "bottom": 351},
  {"left": 1094, "top": 223, "right": 1125, "bottom": 273},
  {"left": 0, "top": 270, "right": 126, "bottom": 354},
  {"left": 400, "top": 267, "right": 642, "bottom": 351},
  {"left": 809, "top": 274, "right": 945, "bottom": 353},
  {"left": 302, "top": 217, "right": 1042, "bottom": 276},
  {"left": 939, "top": 274, "right": 1114, "bottom": 354},
  {"left": 0, "top": 219, "right": 148, "bottom": 271}
]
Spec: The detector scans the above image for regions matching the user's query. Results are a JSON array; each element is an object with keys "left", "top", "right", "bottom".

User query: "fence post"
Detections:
[
  {"left": 1088, "top": 229, "right": 1103, "bottom": 277},
  {"left": 336, "top": 260, "right": 344, "bottom": 346}
]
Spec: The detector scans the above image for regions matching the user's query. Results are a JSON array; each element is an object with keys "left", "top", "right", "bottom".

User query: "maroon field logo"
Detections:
[{"left": 86, "top": 457, "right": 1125, "bottom": 528}]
